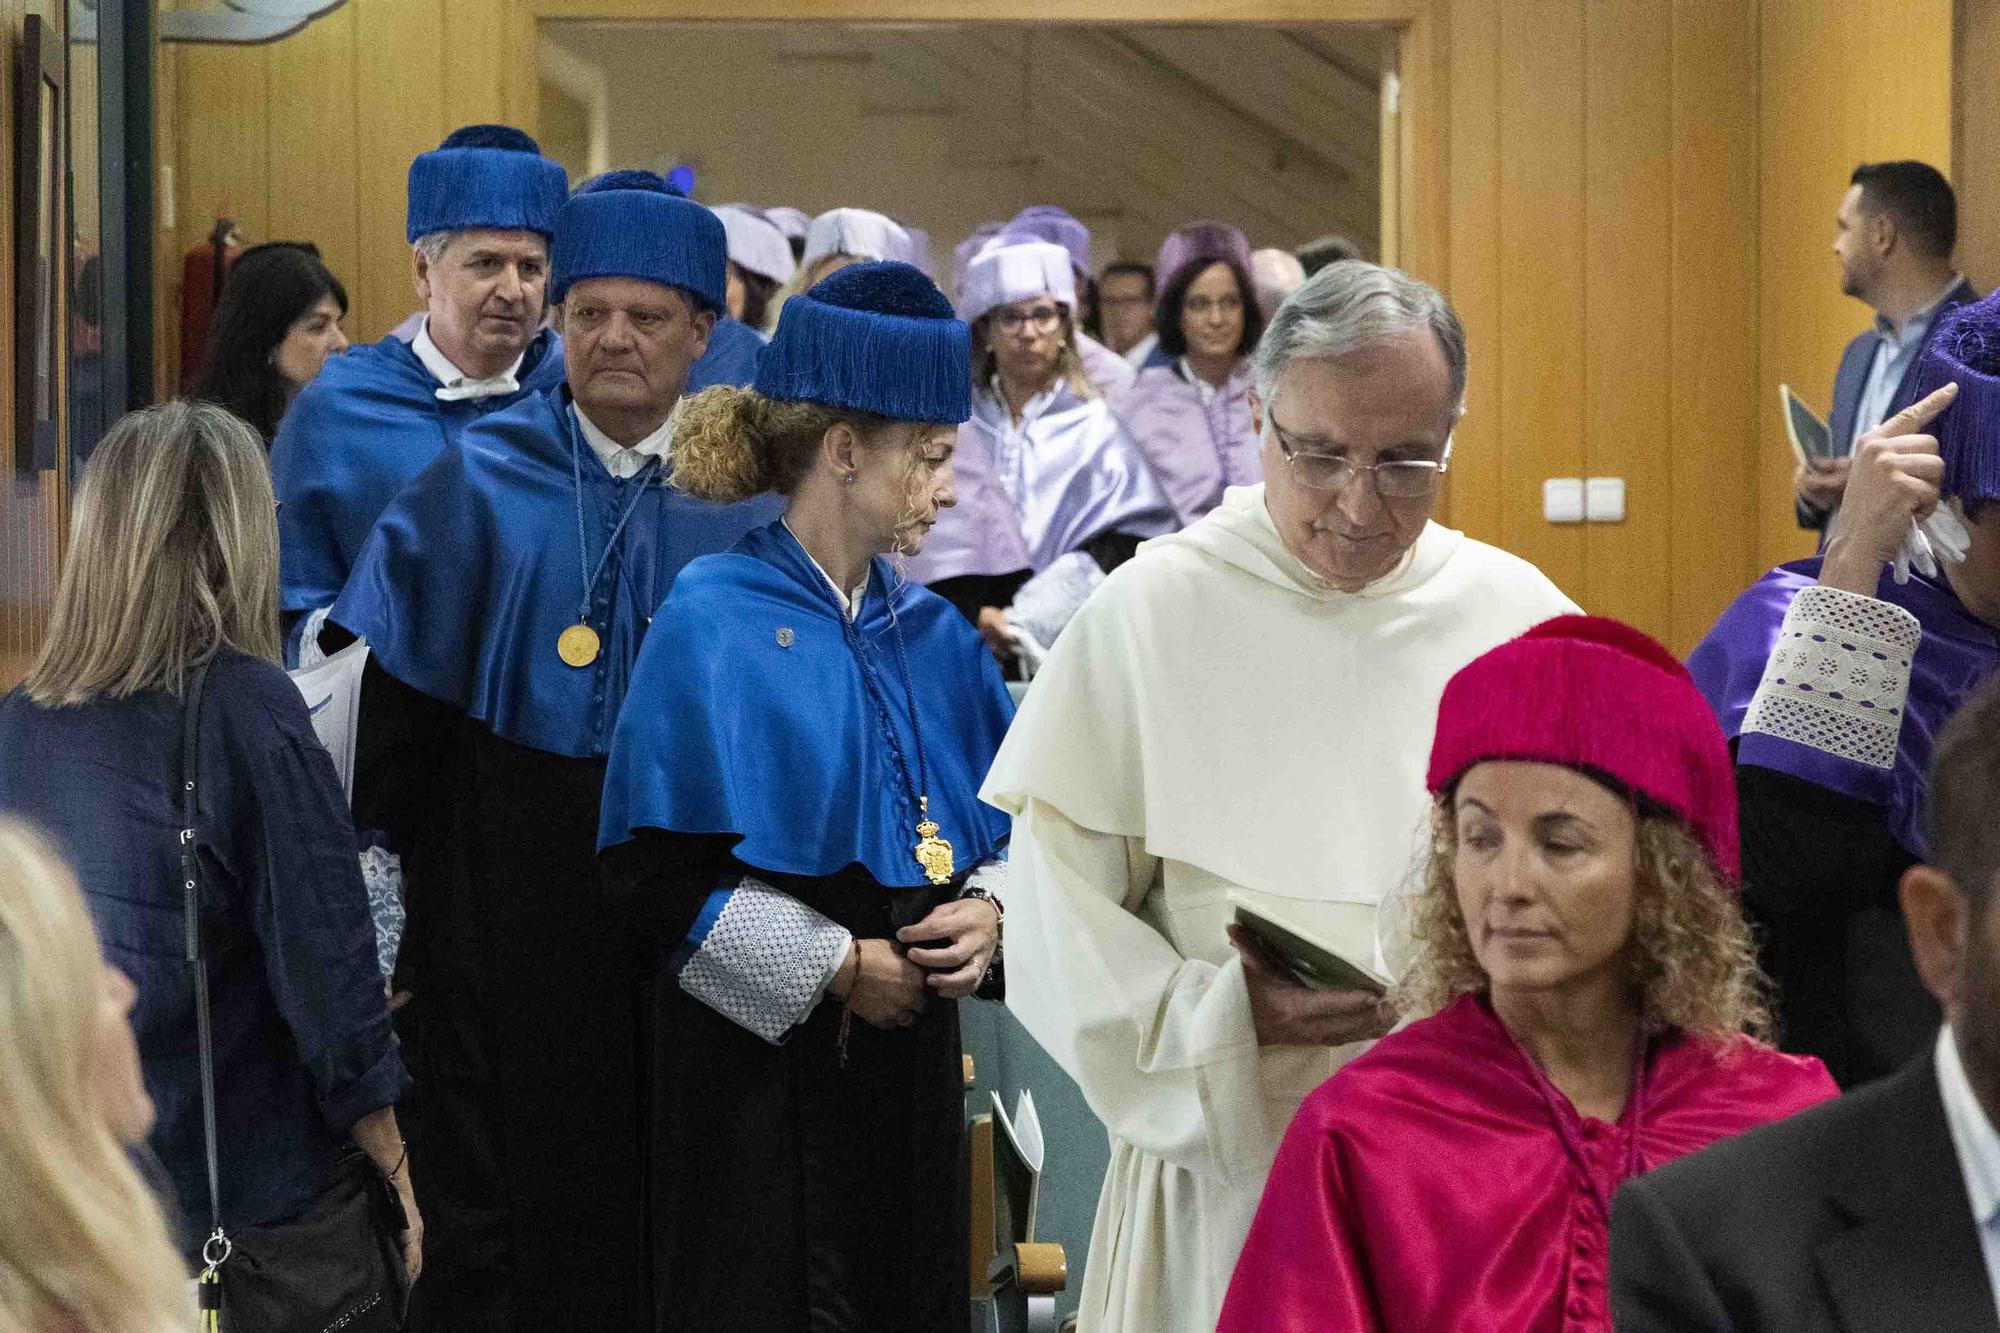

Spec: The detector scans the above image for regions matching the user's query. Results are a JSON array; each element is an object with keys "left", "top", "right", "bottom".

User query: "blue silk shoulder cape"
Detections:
[
  {"left": 1687, "top": 556, "right": 2000, "bottom": 856},
  {"left": 684, "top": 315, "right": 766, "bottom": 394},
  {"left": 598, "top": 521, "right": 1015, "bottom": 887},
  {"left": 330, "top": 385, "right": 782, "bottom": 758},
  {"left": 272, "top": 329, "right": 566, "bottom": 613}
]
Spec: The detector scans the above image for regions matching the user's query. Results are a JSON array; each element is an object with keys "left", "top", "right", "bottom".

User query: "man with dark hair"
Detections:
[
  {"left": 1295, "top": 232, "right": 1363, "bottom": 277},
  {"left": 1796, "top": 160, "right": 1975, "bottom": 531},
  {"left": 1610, "top": 669, "right": 2000, "bottom": 1332},
  {"left": 1098, "top": 259, "right": 1156, "bottom": 358}
]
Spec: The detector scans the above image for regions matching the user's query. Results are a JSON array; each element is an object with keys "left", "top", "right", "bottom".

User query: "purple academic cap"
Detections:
[
  {"left": 1154, "top": 221, "right": 1254, "bottom": 289},
  {"left": 1006, "top": 205, "right": 1092, "bottom": 275},
  {"left": 1907, "top": 288, "right": 2000, "bottom": 505}
]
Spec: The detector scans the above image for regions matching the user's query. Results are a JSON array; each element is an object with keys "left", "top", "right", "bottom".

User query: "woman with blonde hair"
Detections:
[
  {"left": 0, "top": 402, "right": 417, "bottom": 1317},
  {"left": 905, "top": 237, "right": 1173, "bottom": 660},
  {"left": 1217, "top": 616, "right": 1839, "bottom": 1333},
  {"left": 597, "top": 260, "right": 1013, "bottom": 1331},
  {"left": 0, "top": 818, "right": 189, "bottom": 1333}
]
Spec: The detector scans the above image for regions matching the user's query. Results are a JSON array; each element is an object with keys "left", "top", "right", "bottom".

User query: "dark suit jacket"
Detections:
[
  {"left": 1799, "top": 276, "right": 1980, "bottom": 531},
  {"left": 1610, "top": 1054, "right": 1997, "bottom": 1333}
]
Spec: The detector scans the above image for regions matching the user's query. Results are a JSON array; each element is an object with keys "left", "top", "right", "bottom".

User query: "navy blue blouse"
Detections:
[{"left": 0, "top": 648, "right": 408, "bottom": 1251}]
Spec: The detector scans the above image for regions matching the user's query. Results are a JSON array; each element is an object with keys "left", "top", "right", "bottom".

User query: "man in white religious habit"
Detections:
[{"left": 982, "top": 261, "right": 1578, "bottom": 1333}]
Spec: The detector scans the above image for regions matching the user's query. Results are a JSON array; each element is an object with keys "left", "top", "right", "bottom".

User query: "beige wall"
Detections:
[
  {"left": 540, "top": 22, "right": 1381, "bottom": 283},
  {"left": 159, "top": 0, "right": 1969, "bottom": 654}
]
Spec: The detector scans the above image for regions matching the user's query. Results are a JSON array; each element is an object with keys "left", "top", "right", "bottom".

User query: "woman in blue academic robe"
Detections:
[{"left": 598, "top": 261, "right": 1014, "bottom": 1333}]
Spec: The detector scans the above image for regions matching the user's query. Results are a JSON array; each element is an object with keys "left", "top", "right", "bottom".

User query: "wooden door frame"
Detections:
[{"left": 501, "top": 0, "right": 1445, "bottom": 287}]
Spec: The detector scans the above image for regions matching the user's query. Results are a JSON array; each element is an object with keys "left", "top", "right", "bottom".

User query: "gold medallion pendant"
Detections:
[
  {"left": 557, "top": 622, "right": 601, "bottom": 668},
  {"left": 913, "top": 797, "right": 955, "bottom": 885}
]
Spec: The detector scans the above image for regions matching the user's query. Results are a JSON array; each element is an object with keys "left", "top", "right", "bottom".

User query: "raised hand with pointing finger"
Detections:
[{"left": 1820, "top": 381, "right": 1959, "bottom": 597}]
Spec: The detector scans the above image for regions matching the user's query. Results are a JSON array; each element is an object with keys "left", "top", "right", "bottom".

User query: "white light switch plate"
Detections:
[
  {"left": 1586, "top": 477, "right": 1626, "bottom": 523},
  {"left": 1543, "top": 478, "right": 1584, "bottom": 524}
]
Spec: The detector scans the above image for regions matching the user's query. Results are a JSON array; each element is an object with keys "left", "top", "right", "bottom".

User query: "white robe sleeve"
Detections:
[{"left": 1004, "top": 797, "right": 1269, "bottom": 1184}]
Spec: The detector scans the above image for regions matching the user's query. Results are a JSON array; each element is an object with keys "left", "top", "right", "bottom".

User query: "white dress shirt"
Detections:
[
  {"left": 1936, "top": 1025, "right": 2000, "bottom": 1323},
  {"left": 782, "top": 518, "right": 868, "bottom": 621},
  {"left": 572, "top": 405, "right": 671, "bottom": 480},
  {"left": 1850, "top": 276, "right": 1965, "bottom": 448},
  {"left": 412, "top": 318, "right": 528, "bottom": 402}
]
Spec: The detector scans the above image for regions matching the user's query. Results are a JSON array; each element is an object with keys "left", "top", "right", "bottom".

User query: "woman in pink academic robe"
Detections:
[{"left": 1217, "top": 616, "right": 1838, "bottom": 1333}]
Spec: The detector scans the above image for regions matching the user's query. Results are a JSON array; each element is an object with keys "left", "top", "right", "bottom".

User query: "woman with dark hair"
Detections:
[
  {"left": 191, "top": 241, "right": 349, "bottom": 444},
  {"left": 1115, "top": 222, "right": 1268, "bottom": 525}
]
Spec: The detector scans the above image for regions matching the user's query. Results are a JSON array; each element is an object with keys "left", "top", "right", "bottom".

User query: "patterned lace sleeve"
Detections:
[
  {"left": 670, "top": 877, "right": 854, "bottom": 1044},
  {"left": 1007, "top": 550, "right": 1106, "bottom": 651},
  {"left": 1741, "top": 584, "right": 1923, "bottom": 770}
]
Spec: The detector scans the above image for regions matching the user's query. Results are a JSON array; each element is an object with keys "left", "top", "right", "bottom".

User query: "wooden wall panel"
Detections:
[
  {"left": 1494, "top": 0, "right": 1586, "bottom": 593},
  {"left": 1669, "top": 0, "right": 1761, "bottom": 651},
  {"left": 1441, "top": 0, "right": 1501, "bottom": 541},
  {"left": 1756, "top": 0, "right": 1955, "bottom": 575},
  {"left": 354, "top": 2, "right": 445, "bottom": 340},
  {"left": 1580, "top": 0, "right": 1672, "bottom": 630},
  {"left": 1955, "top": 0, "right": 1999, "bottom": 292},
  {"left": 267, "top": 4, "right": 359, "bottom": 299}
]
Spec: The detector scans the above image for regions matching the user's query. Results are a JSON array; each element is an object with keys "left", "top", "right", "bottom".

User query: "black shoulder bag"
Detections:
[{"left": 179, "top": 661, "right": 412, "bottom": 1333}]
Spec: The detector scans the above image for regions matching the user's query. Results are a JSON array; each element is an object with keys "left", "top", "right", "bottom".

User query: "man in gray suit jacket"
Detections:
[
  {"left": 1610, "top": 674, "right": 2000, "bottom": 1332},
  {"left": 1797, "top": 161, "right": 1974, "bottom": 533}
]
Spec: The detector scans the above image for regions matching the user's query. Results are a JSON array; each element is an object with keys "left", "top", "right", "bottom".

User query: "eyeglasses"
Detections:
[
  {"left": 992, "top": 305, "right": 1064, "bottom": 334},
  {"left": 1269, "top": 413, "right": 1450, "bottom": 499},
  {"left": 1184, "top": 293, "right": 1243, "bottom": 318}
]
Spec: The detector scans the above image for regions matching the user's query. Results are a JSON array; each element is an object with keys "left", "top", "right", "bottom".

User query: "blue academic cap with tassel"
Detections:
[
  {"left": 405, "top": 124, "right": 568, "bottom": 243},
  {"left": 752, "top": 260, "right": 972, "bottom": 425},
  {"left": 549, "top": 169, "right": 727, "bottom": 312}
]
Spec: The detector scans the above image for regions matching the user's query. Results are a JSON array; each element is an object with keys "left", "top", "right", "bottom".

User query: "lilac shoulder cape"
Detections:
[{"left": 907, "top": 382, "right": 1176, "bottom": 584}]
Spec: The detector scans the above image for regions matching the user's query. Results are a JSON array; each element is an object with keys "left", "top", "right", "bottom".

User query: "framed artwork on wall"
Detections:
[{"left": 15, "top": 13, "right": 64, "bottom": 474}]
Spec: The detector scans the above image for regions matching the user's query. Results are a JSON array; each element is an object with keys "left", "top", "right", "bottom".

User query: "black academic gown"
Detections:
[
  {"left": 595, "top": 525, "right": 1016, "bottom": 1332},
  {"left": 330, "top": 387, "right": 781, "bottom": 1331},
  {"left": 606, "top": 842, "right": 969, "bottom": 1333}
]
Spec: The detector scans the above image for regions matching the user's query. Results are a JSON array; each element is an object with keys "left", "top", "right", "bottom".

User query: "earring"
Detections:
[{"left": 842, "top": 473, "right": 856, "bottom": 484}]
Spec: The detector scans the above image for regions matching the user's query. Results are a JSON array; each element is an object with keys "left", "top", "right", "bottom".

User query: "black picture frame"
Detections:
[{"left": 15, "top": 13, "right": 65, "bottom": 473}]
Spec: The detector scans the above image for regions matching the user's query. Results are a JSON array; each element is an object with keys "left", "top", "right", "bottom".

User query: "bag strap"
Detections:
[{"left": 177, "top": 661, "right": 232, "bottom": 1299}]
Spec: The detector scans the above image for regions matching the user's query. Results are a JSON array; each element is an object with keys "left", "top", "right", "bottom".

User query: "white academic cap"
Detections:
[
  {"left": 802, "top": 208, "right": 913, "bottom": 268},
  {"left": 763, "top": 206, "right": 810, "bottom": 241},
  {"left": 713, "top": 205, "right": 797, "bottom": 286},
  {"left": 1250, "top": 247, "right": 1307, "bottom": 321},
  {"left": 958, "top": 240, "right": 1077, "bottom": 324}
]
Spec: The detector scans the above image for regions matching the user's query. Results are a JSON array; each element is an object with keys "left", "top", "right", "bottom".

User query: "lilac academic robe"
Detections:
[
  {"left": 1217, "top": 995, "right": 1835, "bottom": 1333},
  {"left": 1114, "top": 354, "right": 1261, "bottom": 525},
  {"left": 905, "top": 380, "right": 1175, "bottom": 585}
]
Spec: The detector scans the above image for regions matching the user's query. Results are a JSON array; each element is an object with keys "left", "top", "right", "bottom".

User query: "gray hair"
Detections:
[
  {"left": 1250, "top": 261, "right": 1468, "bottom": 417},
  {"left": 413, "top": 230, "right": 456, "bottom": 266}
]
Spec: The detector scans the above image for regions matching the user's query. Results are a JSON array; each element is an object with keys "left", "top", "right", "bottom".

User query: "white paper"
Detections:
[{"left": 288, "top": 638, "right": 369, "bottom": 801}]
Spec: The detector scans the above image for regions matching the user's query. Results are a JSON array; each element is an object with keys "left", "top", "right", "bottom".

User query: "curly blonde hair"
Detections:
[
  {"left": 670, "top": 385, "right": 947, "bottom": 554},
  {"left": 1393, "top": 801, "right": 1772, "bottom": 1046}
]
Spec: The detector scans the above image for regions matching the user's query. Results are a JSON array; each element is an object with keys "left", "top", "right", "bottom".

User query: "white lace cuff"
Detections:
[
  {"left": 672, "top": 878, "right": 853, "bottom": 1044},
  {"left": 1007, "top": 550, "right": 1105, "bottom": 651},
  {"left": 1741, "top": 584, "right": 1922, "bottom": 770},
  {"left": 961, "top": 856, "right": 1009, "bottom": 905},
  {"left": 358, "top": 844, "right": 405, "bottom": 980}
]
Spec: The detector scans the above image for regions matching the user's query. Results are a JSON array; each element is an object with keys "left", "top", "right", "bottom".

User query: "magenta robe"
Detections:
[{"left": 1215, "top": 995, "right": 1835, "bottom": 1333}]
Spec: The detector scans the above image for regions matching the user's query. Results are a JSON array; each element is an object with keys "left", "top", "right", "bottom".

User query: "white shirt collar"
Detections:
[
  {"left": 413, "top": 317, "right": 528, "bottom": 401},
  {"left": 1938, "top": 1025, "right": 2000, "bottom": 1229},
  {"left": 571, "top": 404, "right": 673, "bottom": 480},
  {"left": 781, "top": 518, "right": 869, "bottom": 621}
]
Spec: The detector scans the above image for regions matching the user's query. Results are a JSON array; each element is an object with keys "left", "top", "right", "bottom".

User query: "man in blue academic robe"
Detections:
[
  {"left": 270, "top": 125, "right": 569, "bottom": 645},
  {"left": 326, "top": 172, "right": 779, "bottom": 1332}
]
